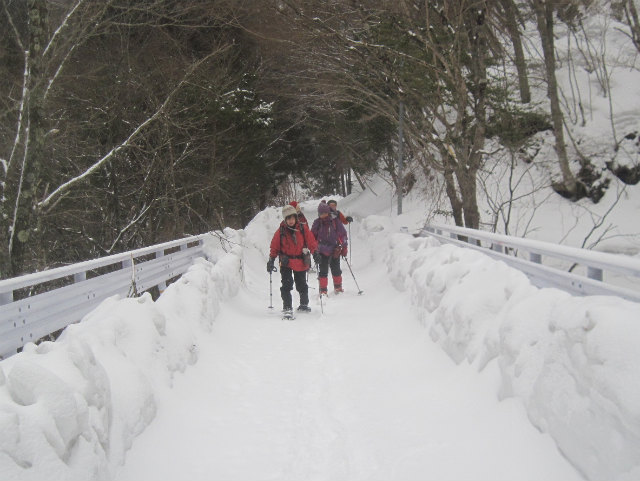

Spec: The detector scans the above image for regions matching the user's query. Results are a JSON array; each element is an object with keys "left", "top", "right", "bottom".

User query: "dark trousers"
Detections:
[
  {"left": 280, "top": 267, "right": 309, "bottom": 309},
  {"left": 318, "top": 254, "right": 342, "bottom": 279}
]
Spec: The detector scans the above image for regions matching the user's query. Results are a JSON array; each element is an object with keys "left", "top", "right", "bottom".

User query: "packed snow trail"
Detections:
[{"left": 115, "top": 229, "right": 582, "bottom": 481}]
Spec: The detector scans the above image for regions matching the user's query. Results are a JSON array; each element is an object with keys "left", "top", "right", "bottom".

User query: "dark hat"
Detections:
[
  {"left": 327, "top": 199, "right": 337, "bottom": 206},
  {"left": 318, "top": 201, "right": 331, "bottom": 215},
  {"left": 282, "top": 204, "right": 297, "bottom": 219}
]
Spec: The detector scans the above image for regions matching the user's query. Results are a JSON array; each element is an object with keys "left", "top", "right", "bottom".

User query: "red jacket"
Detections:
[
  {"left": 330, "top": 209, "right": 349, "bottom": 225},
  {"left": 269, "top": 221, "right": 318, "bottom": 271}
]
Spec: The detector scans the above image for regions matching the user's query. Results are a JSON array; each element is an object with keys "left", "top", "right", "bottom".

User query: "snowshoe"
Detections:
[
  {"left": 297, "top": 305, "right": 311, "bottom": 313},
  {"left": 282, "top": 308, "right": 295, "bottom": 320}
]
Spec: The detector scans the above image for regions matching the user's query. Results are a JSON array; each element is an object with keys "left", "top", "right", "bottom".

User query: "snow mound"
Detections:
[
  {"left": 387, "top": 230, "right": 640, "bottom": 481},
  {"left": 0, "top": 230, "right": 244, "bottom": 481}
]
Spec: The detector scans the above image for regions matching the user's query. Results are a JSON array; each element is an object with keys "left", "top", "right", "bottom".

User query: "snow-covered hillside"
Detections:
[{"left": 388, "top": 4, "right": 640, "bottom": 258}]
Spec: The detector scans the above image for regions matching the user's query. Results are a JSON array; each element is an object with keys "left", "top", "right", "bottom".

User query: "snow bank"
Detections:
[
  {"left": 0, "top": 229, "right": 244, "bottom": 481},
  {"left": 385, "top": 230, "right": 640, "bottom": 481}
]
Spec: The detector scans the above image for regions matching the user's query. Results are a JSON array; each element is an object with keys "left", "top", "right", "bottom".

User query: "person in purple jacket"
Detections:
[{"left": 311, "top": 200, "right": 348, "bottom": 295}]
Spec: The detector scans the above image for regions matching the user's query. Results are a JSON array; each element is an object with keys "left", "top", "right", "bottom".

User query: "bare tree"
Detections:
[
  {"left": 478, "top": 145, "right": 552, "bottom": 236},
  {"left": 391, "top": 0, "right": 495, "bottom": 228},
  {"left": 263, "top": 1, "right": 503, "bottom": 228},
  {"left": 498, "top": 0, "right": 532, "bottom": 103},
  {"left": 0, "top": 0, "right": 255, "bottom": 278},
  {"left": 617, "top": 0, "right": 640, "bottom": 52},
  {"left": 529, "top": 0, "right": 578, "bottom": 197}
]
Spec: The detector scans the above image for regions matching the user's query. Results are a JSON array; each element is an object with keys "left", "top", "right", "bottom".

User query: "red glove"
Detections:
[{"left": 341, "top": 245, "right": 348, "bottom": 257}]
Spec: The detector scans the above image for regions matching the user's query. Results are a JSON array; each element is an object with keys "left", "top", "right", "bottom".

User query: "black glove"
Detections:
[
  {"left": 346, "top": 216, "right": 353, "bottom": 223},
  {"left": 313, "top": 252, "right": 321, "bottom": 265},
  {"left": 266, "top": 257, "right": 276, "bottom": 272}
]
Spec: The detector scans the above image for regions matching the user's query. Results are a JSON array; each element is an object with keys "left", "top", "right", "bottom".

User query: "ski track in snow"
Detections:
[{"left": 115, "top": 243, "right": 583, "bottom": 481}]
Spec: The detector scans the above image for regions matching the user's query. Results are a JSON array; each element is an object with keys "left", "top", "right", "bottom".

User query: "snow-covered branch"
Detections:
[
  {"left": 107, "top": 203, "right": 152, "bottom": 253},
  {"left": 3, "top": 52, "right": 29, "bottom": 176},
  {"left": 42, "top": 0, "right": 87, "bottom": 57}
]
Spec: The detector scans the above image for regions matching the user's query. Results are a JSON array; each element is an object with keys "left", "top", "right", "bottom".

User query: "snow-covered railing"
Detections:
[
  {"left": 0, "top": 235, "right": 206, "bottom": 359},
  {"left": 420, "top": 223, "right": 640, "bottom": 303}
]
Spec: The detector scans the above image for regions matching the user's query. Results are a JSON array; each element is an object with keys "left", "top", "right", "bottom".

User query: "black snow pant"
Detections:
[
  {"left": 280, "top": 267, "right": 309, "bottom": 309},
  {"left": 318, "top": 253, "right": 342, "bottom": 279}
]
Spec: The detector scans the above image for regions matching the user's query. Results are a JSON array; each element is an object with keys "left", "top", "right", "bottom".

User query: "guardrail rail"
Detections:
[
  {"left": 0, "top": 235, "right": 206, "bottom": 359},
  {"left": 421, "top": 223, "right": 640, "bottom": 303}
]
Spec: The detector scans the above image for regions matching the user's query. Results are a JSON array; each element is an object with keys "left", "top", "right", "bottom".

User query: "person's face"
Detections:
[
  {"left": 328, "top": 203, "right": 337, "bottom": 211},
  {"left": 286, "top": 214, "right": 297, "bottom": 226}
]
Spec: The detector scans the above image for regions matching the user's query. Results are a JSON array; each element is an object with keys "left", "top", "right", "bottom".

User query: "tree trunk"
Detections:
[
  {"left": 4, "top": 0, "right": 49, "bottom": 278},
  {"left": 441, "top": 146, "right": 464, "bottom": 227},
  {"left": 469, "top": 2, "right": 487, "bottom": 230},
  {"left": 352, "top": 169, "right": 366, "bottom": 192},
  {"left": 443, "top": 170, "right": 464, "bottom": 227},
  {"left": 623, "top": 0, "right": 640, "bottom": 52},
  {"left": 501, "top": 0, "right": 531, "bottom": 103},
  {"left": 456, "top": 165, "right": 481, "bottom": 229},
  {"left": 532, "top": 0, "right": 577, "bottom": 195}
]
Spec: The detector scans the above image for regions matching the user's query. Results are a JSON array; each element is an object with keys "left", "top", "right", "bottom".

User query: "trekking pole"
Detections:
[
  {"left": 305, "top": 264, "right": 316, "bottom": 290},
  {"left": 344, "top": 257, "right": 364, "bottom": 295},
  {"left": 348, "top": 223, "right": 352, "bottom": 265},
  {"left": 316, "top": 262, "right": 324, "bottom": 314},
  {"left": 268, "top": 265, "right": 277, "bottom": 309}
]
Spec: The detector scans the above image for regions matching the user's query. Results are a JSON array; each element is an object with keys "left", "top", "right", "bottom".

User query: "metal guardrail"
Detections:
[
  {"left": 0, "top": 235, "right": 206, "bottom": 359},
  {"left": 420, "top": 223, "right": 640, "bottom": 303}
]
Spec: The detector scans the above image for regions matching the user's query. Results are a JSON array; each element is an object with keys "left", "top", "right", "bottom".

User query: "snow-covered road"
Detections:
[
  {"left": 2, "top": 202, "right": 639, "bottom": 481},
  {"left": 115, "top": 242, "right": 582, "bottom": 481}
]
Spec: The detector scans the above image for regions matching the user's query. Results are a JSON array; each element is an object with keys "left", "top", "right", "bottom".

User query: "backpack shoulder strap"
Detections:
[
  {"left": 279, "top": 225, "right": 286, "bottom": 251},
  {"left": 299, "top": 223, "right": 308, "bottom": 248}
]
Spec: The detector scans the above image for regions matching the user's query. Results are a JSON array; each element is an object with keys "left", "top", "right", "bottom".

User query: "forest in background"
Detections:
[{"left": 2, "top": 0, "right": 640, "bottom": 279}]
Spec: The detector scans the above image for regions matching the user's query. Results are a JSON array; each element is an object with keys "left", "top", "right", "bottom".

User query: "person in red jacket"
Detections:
[
  {"left": 267, "top": 204, "right": 318, "bottom": 314},
  {"left": 289, "top": 201, "right": 308, "bottom": 225},
  {"left": 327, "top": 199, "right": 353, "bottom": 225}
]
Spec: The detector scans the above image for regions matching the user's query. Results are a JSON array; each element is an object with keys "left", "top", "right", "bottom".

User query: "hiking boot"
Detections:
[
  {"left": 297, "top": 305, "right": 311, "bottom": 312},
  {"left": 334, "top": 285, "right": 344, "bottom": 294}
]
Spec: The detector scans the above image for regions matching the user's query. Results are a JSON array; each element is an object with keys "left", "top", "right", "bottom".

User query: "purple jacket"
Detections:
[{"left": 311, "top": 216, "right": 348, "bottom": 256}]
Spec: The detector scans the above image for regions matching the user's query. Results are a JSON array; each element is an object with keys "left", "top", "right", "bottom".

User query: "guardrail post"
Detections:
[
  {"left": 491, "top": 244, "right": 504, "bottom": 253},
  {"left": 156, "top": 250, "right": 167, "bottom": 293},
  {"left": 0, "top": 290, "right": 13, "bottom": 305},
  {"left": 587, "top": 266, "right": 603, "bottom": 281},
  {"left": 74, "top": 272, "right": 86, "bottom": 283},
  {"left": 122, "top": 256, "right": 138, "bottom": 297},
  {"left": 530, "top": 252, "right": 542, "bottom": 264}
]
